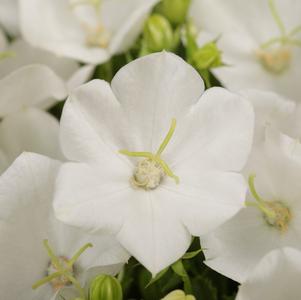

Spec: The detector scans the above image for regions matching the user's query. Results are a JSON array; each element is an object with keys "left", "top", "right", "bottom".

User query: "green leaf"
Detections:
[
  {"left": 146, "top": 267, "right": 169, "bottom": 288},
  {"left": 182, "top": 249, "right": 203, "bottom": 260},
  {"left": 191, "top": 277, "right": 218, "bottom": 300}
]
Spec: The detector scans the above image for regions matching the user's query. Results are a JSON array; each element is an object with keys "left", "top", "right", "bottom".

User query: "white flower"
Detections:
[
  {"left": 190, "top": 0, "right": 301, "bottom": 101},
  {"left": 236, "top": 248, "right": 301, "bottom": 300},
  {"left": 0, "top": 152, "right": 129, "bottom": 300},
  {"left": 19, "top": 0, "right": 159, "bottom": 64},
  {"left": 201, "top": 127, "right": 301, "bottom": 283},
  {"left": 0, "top": 0, "right": 19, "bottom": 36},
  {"left": 0, "top": 37, "right": 94, "bottom": 172},
  {"left": 53, "top": 52, "right": 254, "bottom": 275}
]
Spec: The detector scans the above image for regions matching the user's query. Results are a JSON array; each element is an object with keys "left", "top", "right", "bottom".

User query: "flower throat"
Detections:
[{"left": 119, "top": 118, "right": 179, "bottom": 190}]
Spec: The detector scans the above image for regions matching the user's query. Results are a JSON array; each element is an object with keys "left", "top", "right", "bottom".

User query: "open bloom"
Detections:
[
  {"left": 0, "top": 36, "right": 94, "bottom": 172},
  {"left": 0, "top": 152, "right": 129, "bottom": 300},
  {"left": 54, "top": 52, "right": 254, "bottom": 275},
  {"left": 201, "top": 127, "right": 301, "bottom": 283},
  {"left": 190, "top": 0, "right": 301, "bottom": 101},
  {"left": 20, "top": 0, "right": 159, "bottom": 64},
  {"left": 236, "top": 248, "right": 301, "bottom": 300}
]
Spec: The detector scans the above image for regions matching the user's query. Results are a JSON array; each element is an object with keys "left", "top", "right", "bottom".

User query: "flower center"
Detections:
[
  {"left": 119, "top": 118, "right": 179, "bottom": 190},
  {"left": 256, "top": 47, "right": 292, "bottom": 74},
  {"left": 256, "top": 0, "right": 301, "bottom": 74},
  {"left": 245, "top": 175, "right": 292, "bottom": 233},
  {"left": 70, "top": 0, "right": 110, "bottom": 48},
  {"left": 48, "top": 256, "right": 73, "bottom": 291},
  {"left": 32, "top": 240, "right": 92, "bottom": 298}
]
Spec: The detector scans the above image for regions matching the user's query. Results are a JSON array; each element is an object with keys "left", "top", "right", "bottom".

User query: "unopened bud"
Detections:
[
  {"left": 88, "top": 274, "right": 122, "bottom": 300},
  {"left": 192, "top": 42, "right": 222, "bottom": 70},
  {"left": 155, "top": 0, "right": 191, "bottom": 25},
  {"left": 161, "top": 290, "right": 196, "bottom": 300},
  {"left": 143, "top": 14, "right": 174, "bottom": 52}
]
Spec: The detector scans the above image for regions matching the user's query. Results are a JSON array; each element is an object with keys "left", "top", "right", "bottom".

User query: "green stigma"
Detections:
[
  {"left": 32, "top": 240, "right": 92, "bottom": 299},
  {"left": 245, "top": 174, "right": 292, "bottom": 233},
  {"left": 119, "top": 118, "right": 179, "bottom": 190}
]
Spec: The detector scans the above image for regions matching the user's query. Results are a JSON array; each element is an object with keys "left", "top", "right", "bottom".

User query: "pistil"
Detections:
[
  {"left": 245, "top": 175, "right": 292, "bottom": 233},
  {"left": 119, "top": 118, "right": 179, "bottom": 190},
  {"left": 32, "top": 240, "right": 92, "bottom": 299}
]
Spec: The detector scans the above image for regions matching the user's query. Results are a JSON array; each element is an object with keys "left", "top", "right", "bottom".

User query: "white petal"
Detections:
[
  {"left": 0, "top": 108, "right": 64, "bottom": 169},
  {"left": 0, "top": 0, "right": 19, "bottom": 36},
  {"left": 111, "top": 52, "right": 204, "bottom": 153},
  {"left": 117, "top": 189, "right": 191, "bottom": 275},
  {"left": 161, "top": 170, "right": 247, "bottom": 236},
  {"left": 201, "top": 208, "right": 283, "bottom": 283},
  {"left": 236, "top": 248, "right": 301, "bottom": 300},
  {"left": 67, "top": 64, "right": 95, "bottom": 92},
  {"left": 166, "top": 87, "right": 254, "bottom": 172},
  {"left": 0, "top": 39, "right": 79, "bottom": 81},
  {"left": 0, "top": 64, "right": 67, "bottom": 116},
  {"left": 54, "top": 162, "right": 131, "bottom": 234},
  {"left": 0, "top": 27, "right": 7, "bottom": 50},
  {"left": 213, "top": 32, "right": 301, "bottom": 101},
  {"left": 19, "top": 0, "right": 110, "bottom": 64},
  {"left": 0, "top": 153, "right": 129, "bottom": 299},
  {"left": 60, "top": 80, "right": 131, "bottom": 166},
  {"left": 0, "top": 153, "right": 60, "bottom": 299},
  {"left": 108, "top": 0, "right": 159, "bottom": 54},
  {"left": 238, "top": 89, "right": 295, "bottom": 143}
]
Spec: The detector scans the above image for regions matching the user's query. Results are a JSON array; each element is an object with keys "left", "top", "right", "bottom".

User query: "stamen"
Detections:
[
  {"left": 70, "top": 0, "right": 102, "bottom": 10},
  {"left": 245, "top": 175, "right": 292, "bottom": 232},
  {"left": 32, "top": 240, "right": 92, "bottom": 298},
  {"left": 119, "top": 119, "right": 179, "bottom": 188}
]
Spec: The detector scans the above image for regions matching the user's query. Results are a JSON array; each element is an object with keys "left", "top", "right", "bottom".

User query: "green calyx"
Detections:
[{"left": 192, "top": 42, "right": 222, "bottom": 70}]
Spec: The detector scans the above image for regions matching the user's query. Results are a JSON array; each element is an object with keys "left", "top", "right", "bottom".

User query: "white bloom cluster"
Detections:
[{"left": 0, "top": 0, "right": 300, "bottom": 299}]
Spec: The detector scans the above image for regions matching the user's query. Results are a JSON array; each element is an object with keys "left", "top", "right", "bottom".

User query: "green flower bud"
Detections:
[
  {"left": 161, "top": 290, "right": 196, "bottom": 300},
  {"left": 155, "top": 0, "right": 191, "bottom": 25},
  {"left": 88, "top": 274, "right": 122, "bottom": 300},
  {"left": 192, "top": 42, "right": 222, "bottom": 70},
  {"left": 143, "top": 14, "right": 174, "bottom": 52}
]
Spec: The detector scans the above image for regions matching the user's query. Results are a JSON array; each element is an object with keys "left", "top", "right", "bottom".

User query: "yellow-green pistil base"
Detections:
[
  {"left": 120, "top": 118, "right": 179, "bottom": 190},
  {"left": 246, "top": 174, "right": 292, "bottom": 233}
]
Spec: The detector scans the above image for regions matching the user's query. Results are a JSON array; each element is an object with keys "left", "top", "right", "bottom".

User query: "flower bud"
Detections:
[
  {"left": 155, "top": 0, "right": 191, "bottom": 25},
  {"left": 143, "top": 14, "right": 174, "bottom": 52},
  {"left": 192, "top": 42, "right": 222, "bottom": 70},
  {"left": 162, "top": 290, "right": 196, "bottom": 300},
  {"left": 88, "top": 274, "right": 122, "bottom": 300}
]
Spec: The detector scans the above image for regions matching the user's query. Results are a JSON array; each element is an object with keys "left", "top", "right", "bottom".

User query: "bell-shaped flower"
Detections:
[
  {"left": 53, "top": 52, "right": 254, "bottom": 275},
  {"left": 0, "top": 37, "right": 95, "bottom": 172},
  {"left": 190, "top": 0, "right": 301, "bottom": 101},
  {"left": 236, "top": 248, "right": 301, "bottom": 300},
  {"left": 0, "top": 152, "right": 129, "bottom": 300},
  {"left": 19, "top": 0, "right": 159, "bottom": 64},
  {"left": 201, "top": 127, "right": 301, "bottom": 283}
]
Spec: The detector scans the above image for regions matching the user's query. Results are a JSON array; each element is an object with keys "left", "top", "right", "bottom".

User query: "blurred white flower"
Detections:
[
  {"left": 201, "top": 128, "right": 301, "bottom": 283},
  {"left": 0, "top": 36, "right": 95, "bottom": 172},
  {"left": 0, "top": 152, "right": 129, "bottom": 300},
  {"left": 19, "top": 0, "right": 159, "bottom": 64},
  {"left": 53, "top": 52, "right": 254, "bottom": 275},
  {"left": 190, "top": 0, "right": 301, "bottom": 101},
  {"left": 0, "top": 0, "right": 19, "bottom": 36},
  {"left": 236, "top": 248, "right": 301, "bottom": 300}
]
